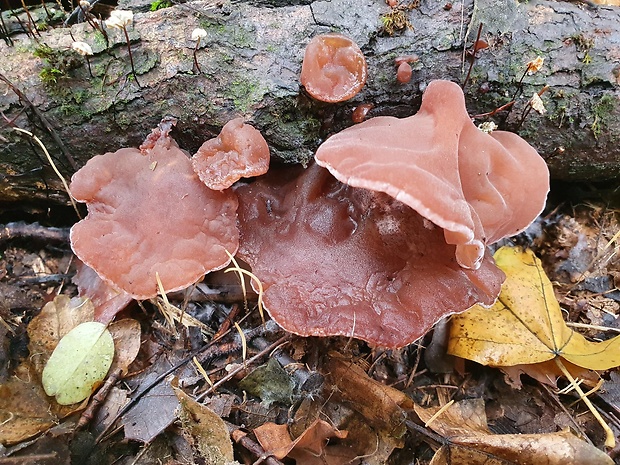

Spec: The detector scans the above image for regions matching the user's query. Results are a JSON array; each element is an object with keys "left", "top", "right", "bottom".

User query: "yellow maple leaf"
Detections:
[
  {"left": 448, "top": 246, "right": 620, "bottom": 370},
  {"left": 448, "top": 246, "right": 620, "bottom": 447}
]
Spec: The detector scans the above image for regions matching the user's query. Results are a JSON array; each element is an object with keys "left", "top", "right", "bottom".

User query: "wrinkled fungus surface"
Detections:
[
  {"left": 70, "top": 122, "right": 239, "bottom": 300},
  {"left": 300, "top": 33, "right": 367, "bottom": 103},
  {"left": 236, "top": 164, "right": 505, "bottom": 348},
  {"left": 192, "top": 118, "right": 270, "bottom": 191},
  {"left": 315, "top": 80, "right": 549, "bottom": 270}
]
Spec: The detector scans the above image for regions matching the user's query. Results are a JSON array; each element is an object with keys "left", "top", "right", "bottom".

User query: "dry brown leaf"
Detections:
[
  {"left": 108, "top": 319, "right": 141, "bottom": 375},
  {"left": 0, "top": 362, "right": 57, "bottom": 445},
  {"left": 324, "top": 354, "right": 414, "bottom": 437},
  {"left": 415, "top": 399, "right": 613, "bottom": 465},
  {"left": 173, "top": 386, "right": 234, "bottom": 463},
  {"left": 254, "top": 419, "right": 352, "bottom": 465},
  {"left": 27, "top": 296, "right": 95, "bottom": 374}
]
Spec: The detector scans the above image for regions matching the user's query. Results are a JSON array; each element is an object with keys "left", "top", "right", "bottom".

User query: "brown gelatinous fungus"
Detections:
[
  {"left": 396, "top": 61, "right": 412, "bottom": 84},
  {"left": 73, "top": 261, "right": 133, "bottom": 324},
  {"left": 192, "top": 118, "right": 270, "bottom": 191},
  {"left": 70, "top": 120, "right": 239, "bottom": 300},
  {"left": 315, "top": 80, "right": 549, "bottom": 270},
  {"left": 236, "top": 164, "right": 505, "bottom": 348},
  {"left": 300, "top": 33, "right": 367, "bottom": 103}
]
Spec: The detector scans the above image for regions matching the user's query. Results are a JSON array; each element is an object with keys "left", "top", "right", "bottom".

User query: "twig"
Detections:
[
  {"left": 0, "top": 73, "right": 78, "bottom": 171},
  {"left": 555, "top": 358, "right": 615, "bottom": 448},
  {"left": 77, "top": 368, "right": 123, "bottom": 429},
  {"left": 0, "top": 221, "right": 70, "bottom": 244},
  {"left": 461, "top": 22, "right": 483, "bottom": 90},
  {"left": 13, "top": 127, "right": 81, "bottom": 218},
  {"left": 95, "top": 321, "right": 283, "bottom": 443},
  {"left": 228, "top": 426, "right": 285, "bottom": 465},
  {"left": 196, "top": 334, "right": 291, "bottom": 401}
]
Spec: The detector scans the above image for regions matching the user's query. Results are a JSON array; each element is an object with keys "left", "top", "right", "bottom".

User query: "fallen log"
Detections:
[{"left": 1, "top": 0, "right": 619, "bottom": 206}]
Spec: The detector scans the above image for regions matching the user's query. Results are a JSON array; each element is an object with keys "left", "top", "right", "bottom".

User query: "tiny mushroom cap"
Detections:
[
  {"left": 315, "top": 79, "right": 549, "bottom": 270},
  {"left": 192, "top": 118, "right": 270, "bottom": 191},
  {"left": 236, "top": 163, "right": 505, "bottom": 348},
  {"left": 105, "top": 9, "right": 134, "bottom": 29},
  {"left": 70, "top": 119, "right": 239, "bottom": 300},
  {"left": 72, "top": 41, "right": 93, "bottom": 56},
  {"left": 191, "top": 28, "right": 207, "bottom": 41},
  {"left": 300, "top": 33, "right": 367, "bottom": 103}
]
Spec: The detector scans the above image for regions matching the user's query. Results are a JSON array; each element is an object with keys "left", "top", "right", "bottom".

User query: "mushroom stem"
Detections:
[
  {"left": 121, "top": 25, "right": 140, "bottom": 87},
  {"left": 193, "top": 39, "right": 202, "bottom": 73}
]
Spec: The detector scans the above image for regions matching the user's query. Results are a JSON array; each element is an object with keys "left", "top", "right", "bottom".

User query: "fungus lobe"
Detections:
[
  {"left": 192, "top": 118, "right": 270, "bottom": 191},
  {"left": 70, "top": 120, "right": 239, "bottom": 300},
  {"left": 315, "top": 80, "right": 549, "bottom": 270},
  {"left": 236, "top": 163, "right": 505, "bottom": 348},
  {"left": 300, "top": 33, "right": 367, "bottom": 103}
]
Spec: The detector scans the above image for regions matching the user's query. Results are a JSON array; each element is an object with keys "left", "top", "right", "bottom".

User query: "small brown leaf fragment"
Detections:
[
  {"left": 173, "top": 387, "right": 234, "bottom": 463},
  {"left": 107, "top": 319, "right": 141, "bottom": 375},
  {"left": 254, "top": 419, "right": 350, "bottom": 464},
  {"left": 416, "top": 399, "right": 613, "bottom": 465},
  {"left": 27, "top": 296, "right": 95, "bottom": 374}
]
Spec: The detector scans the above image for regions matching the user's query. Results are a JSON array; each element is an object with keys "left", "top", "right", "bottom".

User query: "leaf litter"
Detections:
[{"left": 1, "top": 193, "right": 619, "bottom": 463}]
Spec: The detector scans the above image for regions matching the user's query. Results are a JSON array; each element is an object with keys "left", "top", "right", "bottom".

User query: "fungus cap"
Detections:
[
  {"left": 192, "top": 118, "right": 270, "bottom": 191},
  {"left": 315, "top": 79, "right": 549, "bottom": 269},
  {"left": 70, "top": 121, "right": 239, "bottom": 300},
  {"left": 236, "top": 164, "right": 505, "bottom": 348},
  {"left": 300, "top": 33, "right": 367, "bottom": 103}
]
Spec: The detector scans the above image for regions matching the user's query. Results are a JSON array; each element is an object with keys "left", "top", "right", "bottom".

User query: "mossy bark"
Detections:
[{"left": 1, "top": 0, "right": 619, "bottom": 206}]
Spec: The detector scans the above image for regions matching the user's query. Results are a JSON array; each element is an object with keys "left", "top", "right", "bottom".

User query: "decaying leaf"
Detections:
[
  {"left": 173, "top": 386, "right": 235, "bottom": 464},
  {"left": 0, "top": 362, "right": 58, "bottom": 445},
  {"left": 108, "top": 319, "right": 141, "bottom": 375},
  {"left": 238, "top": 357, "right": 294, "bottom": 406},
  {"left": 448, "top": 246, "right": 620, "bottom": 369},
  {"left": 448, "top": 246, "right": 619, "bottom": 447},
  {"left": 254, "top": 419, "right": 353, "bottom": 465},
  {"left": 27, "top": 295, "right": 95, "bottom": 374},
  {"left": 415, "top": 399, "right": 613, "bottom": 465},
  {"left": 42, "top": 321, "right": 114, "bottom": 405}
]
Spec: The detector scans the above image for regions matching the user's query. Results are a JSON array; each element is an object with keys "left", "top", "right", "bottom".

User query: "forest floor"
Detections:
[{"left": 0, "top": 180, "right": 619, "bottom": 465}]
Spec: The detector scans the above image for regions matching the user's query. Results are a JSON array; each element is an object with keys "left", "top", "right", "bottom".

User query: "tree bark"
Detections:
[{"left": 1, "top": 0, "right": 619, "bottom": 206}]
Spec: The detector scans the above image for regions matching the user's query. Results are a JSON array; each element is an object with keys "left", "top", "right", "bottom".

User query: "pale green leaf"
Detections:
[{"left": 42, "top": 321, "right": 114, "bottom": 405}]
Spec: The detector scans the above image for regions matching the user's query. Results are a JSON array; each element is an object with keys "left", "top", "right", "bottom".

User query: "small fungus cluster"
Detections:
[
  {"left": 69, "top": 31, "right": 549, "bottom": 348},
  {"left": 70, "top": 118, "right": 268, "bottom": 303}
]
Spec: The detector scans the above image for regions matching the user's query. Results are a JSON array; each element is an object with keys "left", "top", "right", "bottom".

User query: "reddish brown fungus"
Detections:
[
  {"left": 394, "top": 54, "right": 419, "bottom": 66},
  {"left": 236, "top": 164, "right": 505, "bottom": 348},
  {"left": 300, "top": 33, "right": 367, "bottom": 103},
  {"left": 351, "top": 103, "right": 374, "bottom": 123},
  {"left": 192, "top": 118, "right": 270, "bottom": 191},
  {"left": 396, "top": 61, "right": 412, "bottom": 84},
  {"left": 70, "top": 120, "right": 239, "bottom": 300},
  {"left": 73, "top": 261, "right": 133, "bottom": 324},
  {"left": 315, "top": 79, "right": 549, "bottom": 270}
]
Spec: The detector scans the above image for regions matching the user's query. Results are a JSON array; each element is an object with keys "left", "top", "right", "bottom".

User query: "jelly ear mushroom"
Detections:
[
  {"left": 192, "top": 118, "right": 270, "bottom": 191},
  {"left": 235, "top": 164, "right": 505, "bottom": 348},
  {"left": 69, "top": 120, "right": 239, "bottom": 300},
  {"left": 300, "top": 33, "right": 367, "bottom": 103},
  {"left": 315, "top": 79, "right": 549, "bottom": 270}
]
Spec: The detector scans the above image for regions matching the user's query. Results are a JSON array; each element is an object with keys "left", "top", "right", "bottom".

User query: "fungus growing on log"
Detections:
[
  {"left": 315, "top": 79, "right": 549, "bottom": 270},
  {"left": 396, "top": 62, "right": 412, "bottom": 84},
  {"left": 192, "top": 118, "right": 270, "bottom": 191},
  {"left": 300, "top": 33, "right": 367, "bottom": 103},
  {"left": 235, "top": 163, "right": 505, "bottom": 348},
  {"left": 70, "top": 120, "right": 239, "bottom": 300}
]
